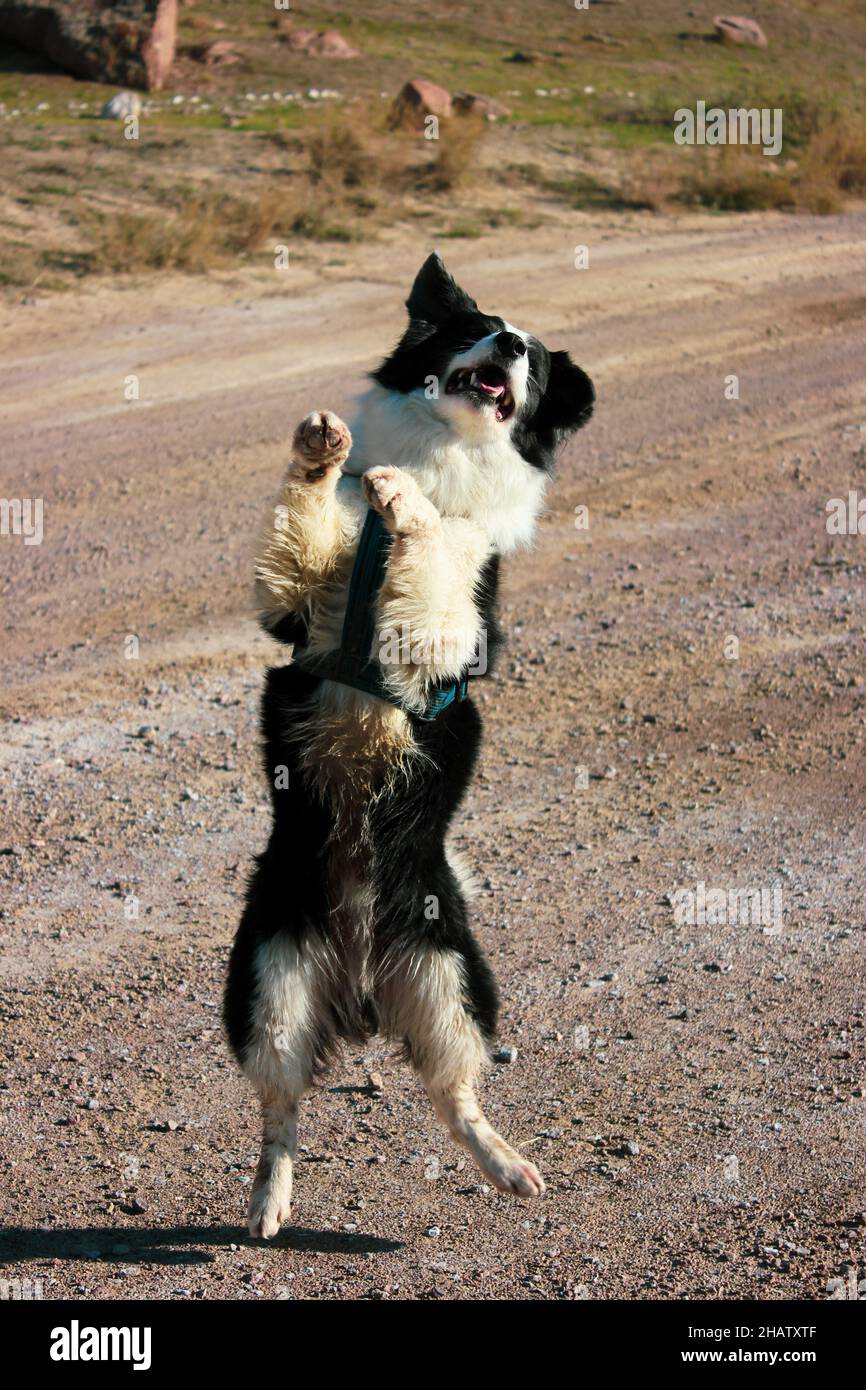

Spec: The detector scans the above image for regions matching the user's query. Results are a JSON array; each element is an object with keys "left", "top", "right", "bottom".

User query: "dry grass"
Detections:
[
  {"left": 84, "top": 109, "right": 394, "bottom": 275},
  {"left": 88, "top": 196, "right": 229, "bottom": 274},
  {"left": 307, "top": 115, "right": 377, "bottom": 190},
  {"left": 305, "top": 105, "right": 489, "bottom": 199},
  {"left": 87, "top": 181, "right": 370, "bottom": 273},
  {"left": 796, "top": 119, "right": 866, "bottom": 213},
  {"left": 677, "top": 118, "right": 866, "bottom": 216},
  {"left": 677, "top": 146, "right": 796, "bottom": 213},
  {"left": 425, "top": 114, "right": 487, "bottom": 192}
]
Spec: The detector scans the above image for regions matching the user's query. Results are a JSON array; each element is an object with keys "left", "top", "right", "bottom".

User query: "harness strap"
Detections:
[
  {"left": 339, "top": 509, "right": 390, "bottom": 668},
  {"left": 293, "top": 507, "right": 473, "bottom": 721}
]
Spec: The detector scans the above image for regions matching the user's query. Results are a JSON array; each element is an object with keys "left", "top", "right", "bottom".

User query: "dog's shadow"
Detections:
[{"left": 0, "top": 1224, "right": 403, "bottom": 1267}]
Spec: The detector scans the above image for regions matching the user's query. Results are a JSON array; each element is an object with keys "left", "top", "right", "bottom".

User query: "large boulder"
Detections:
[
  {"left": 713, "top": 14, "right": 768, "bottom": 47},
  {"left": 389, "top": 79, "right": 452, "bottom": 131},
  {"left": 0, "top": 0, "right": 177, "bottom": 90}
]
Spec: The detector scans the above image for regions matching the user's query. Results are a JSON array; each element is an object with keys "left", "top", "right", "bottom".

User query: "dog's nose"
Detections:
[{"left": 495, "top": 331, "right": 526, "bottom": 360}]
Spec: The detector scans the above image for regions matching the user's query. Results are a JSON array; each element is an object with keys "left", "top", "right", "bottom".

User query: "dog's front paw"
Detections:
[
  {"left": 289, "top": 411, "right": 352, "bottom": 482},
  {"left": 363, "top": 466, "right": 439, "bottom": 536}
]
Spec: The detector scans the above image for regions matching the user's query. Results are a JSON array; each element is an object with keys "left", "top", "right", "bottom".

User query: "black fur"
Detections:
[
  {"left": 224, "top": 661, "right": 499, "bottom": 1066},
  {"left": 226, "top": 550, "right": 507, "bottom": 1064}
]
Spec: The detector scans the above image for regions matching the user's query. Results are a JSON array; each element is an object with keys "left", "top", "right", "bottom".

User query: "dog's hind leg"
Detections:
[
  {"left": 230, "top": 931, "right": 330, "bottom": 1238},
  {"left": 378, "top": 945, "right": 545, "bottom": 1199}
]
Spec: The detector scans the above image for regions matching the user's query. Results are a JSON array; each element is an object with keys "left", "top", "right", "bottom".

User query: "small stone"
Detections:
[
  {"left": 101, "top": 92, "right": 142, "bottom": 121},
  {"left": 493, "top": 1046, "right": 517, "bottom": 1064},
  {"left": 713, "top": 15, "right": 768, "bottom": 48}
]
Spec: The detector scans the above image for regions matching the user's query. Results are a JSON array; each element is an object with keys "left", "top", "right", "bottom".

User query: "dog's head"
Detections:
[{"left": 371, "top": 252, "right": 594, "bottom": 470}]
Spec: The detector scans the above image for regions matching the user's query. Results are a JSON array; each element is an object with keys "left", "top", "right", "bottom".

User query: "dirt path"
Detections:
[{"left": 1, "top": 211, "right": 865, "bottom": 1300}]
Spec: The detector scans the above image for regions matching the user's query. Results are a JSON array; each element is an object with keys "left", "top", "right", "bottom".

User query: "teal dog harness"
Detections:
[{"left": 294, "top": 508, "right": 472, "bottom": 721}]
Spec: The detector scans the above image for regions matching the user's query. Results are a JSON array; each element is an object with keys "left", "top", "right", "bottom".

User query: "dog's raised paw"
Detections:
[
  {"left": 290, "top": 411, "right": 352, "bottom": 481},
  {"left": 362, "top": 465, "right": 438, "bottom": 535}
]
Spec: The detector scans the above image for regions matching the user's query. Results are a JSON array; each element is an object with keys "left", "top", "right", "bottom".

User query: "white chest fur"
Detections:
[{"left": 344, "top": 384, "right": 547, "bottom": 554}]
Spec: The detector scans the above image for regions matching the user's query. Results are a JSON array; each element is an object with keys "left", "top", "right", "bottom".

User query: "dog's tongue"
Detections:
[{"left": 477, "top": 376, "right": 505, "bottom": 398}]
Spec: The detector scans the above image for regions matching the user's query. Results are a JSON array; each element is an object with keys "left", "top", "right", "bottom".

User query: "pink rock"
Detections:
[
  {"left": 389, "top": 79, "right": 453, "bottom": 131},
  {"left": 317, "top": 30, "right": 359, "bottom": 59},
  {"left": 278, "top": 23, "right": 359, "bottom": 58},
  {"left": 144, "top": 0, "right": 176, "bottom": 87},
  {"left": 190, "top": 39, "right": 238, "bottom": 67},
  {"left": 713, "top": 14, "right": 768, "bottom": 48}
]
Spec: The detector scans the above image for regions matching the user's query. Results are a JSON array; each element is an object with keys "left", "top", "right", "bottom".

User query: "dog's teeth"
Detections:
[{"left": 469, "top": 370, "right": 478, "bottom": 386}]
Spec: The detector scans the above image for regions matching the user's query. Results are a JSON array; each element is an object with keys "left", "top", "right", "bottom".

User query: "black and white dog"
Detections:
[{"left": 224, "top": 253, "right": 594, "bottom": 1237}]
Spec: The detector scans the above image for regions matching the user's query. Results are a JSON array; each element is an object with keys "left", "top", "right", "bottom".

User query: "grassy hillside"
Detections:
[{"left": 0, "top": 0, "right": 864, "bottom": 288}]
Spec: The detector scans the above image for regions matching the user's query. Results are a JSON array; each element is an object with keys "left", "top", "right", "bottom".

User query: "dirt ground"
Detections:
[{"left": 0, "top": 209, "right": 864, "bottom": 1302}]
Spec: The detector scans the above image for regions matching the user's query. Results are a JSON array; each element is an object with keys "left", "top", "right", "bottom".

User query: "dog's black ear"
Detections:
[
  {"left": 535, "top": 351, "right": 595, "bottom": 439},
  {"left": 406, "top": 251, "right": 478, "bottom": 324}
]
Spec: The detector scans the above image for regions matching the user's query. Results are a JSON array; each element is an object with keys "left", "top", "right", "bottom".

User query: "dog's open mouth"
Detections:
[{"left": 445, "top": 363, "right": 514, "bottom": 422}]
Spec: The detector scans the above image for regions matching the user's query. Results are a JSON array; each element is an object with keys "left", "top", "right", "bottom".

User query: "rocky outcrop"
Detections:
[{"left": 0, "top": 0, "right": 177, "bottom": 90}]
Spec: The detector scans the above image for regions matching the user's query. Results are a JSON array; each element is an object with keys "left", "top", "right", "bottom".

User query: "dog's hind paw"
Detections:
[
  {"left": 289, "top": 411, "right": 352, "bottom": 481},
  {"left": 482, "top": 1149, "right": 546, "bottom": 1200},
  {"left": 247, "top": 1173, "right": 292, "bottom": 1239},
  {"left": 247, "top": 1194, "right": 290, "bottom": 1240}
]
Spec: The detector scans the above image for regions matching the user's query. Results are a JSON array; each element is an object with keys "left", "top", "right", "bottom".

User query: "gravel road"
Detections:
[{"left": 1, "top": 211, "right": 864, "bottom": 1300}]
